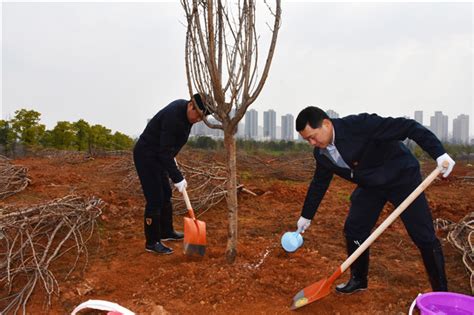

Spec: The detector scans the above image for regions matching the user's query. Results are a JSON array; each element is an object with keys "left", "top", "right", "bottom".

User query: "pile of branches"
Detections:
[
  {"left": 455, "top": 173, "right": 474, "bottom": 185},
  {"left": 238, "top": 152, "right": 315, "bottom": 182},
  {"left": 101, "top": 153, "right": 134, "bottom": 175},
  {"left": 0, "top": 195, "right": 104, "bottom": 314},
  {"left": 434, "top": 212, "right": 474, "bottom": 294},
  {"left": 32, "top": 149, "right": 130, "bottom": 164},
  {"left": 103, "top": 154, "right": 230, "bottom": 215},
  {"left": 0, "top": 155, "right": 30, "bottom": 200},
  {"left": 31, "top": 149, "right": 93, "bottom": 164},
  {"left": 87, "top": 149, "right": 131, "bottom": 158},
  {"left": 171, "top": 160, "right": 228, "bottom": 216}
]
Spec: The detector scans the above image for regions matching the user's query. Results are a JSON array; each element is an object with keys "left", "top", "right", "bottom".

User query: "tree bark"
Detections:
[{"left": 224, "top": 130, "right": 238, "bottom": 263}]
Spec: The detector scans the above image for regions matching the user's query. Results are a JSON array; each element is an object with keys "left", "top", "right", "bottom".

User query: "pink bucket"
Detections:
[{"left": 411, "top": 292, "right": 474, "bottom": 315}]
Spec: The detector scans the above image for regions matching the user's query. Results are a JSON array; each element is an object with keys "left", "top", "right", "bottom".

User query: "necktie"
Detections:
[{"left": 326, "top": 145, "right": 349, "bottom": 169}]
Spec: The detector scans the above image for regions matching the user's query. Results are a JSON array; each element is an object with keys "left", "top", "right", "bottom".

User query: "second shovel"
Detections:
[{"left": 182, "top": 188, "right": 206, "bottom": 256}]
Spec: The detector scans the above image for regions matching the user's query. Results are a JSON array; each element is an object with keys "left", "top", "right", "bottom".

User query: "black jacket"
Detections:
[
  {"left": 138, "top": 99, "right": 192, "bottom": 183},
  {"left": 301, "top": 113, "right": 446, "bottom": 219}
]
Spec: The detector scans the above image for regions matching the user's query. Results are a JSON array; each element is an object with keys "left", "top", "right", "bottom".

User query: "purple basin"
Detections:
[{"left": 416, "top": 292, "right": 474, "bottom": 315}]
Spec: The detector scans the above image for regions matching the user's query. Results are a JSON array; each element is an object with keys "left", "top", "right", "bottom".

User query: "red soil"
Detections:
[{"left": 1, "top": 152, "right": 472, "bottom": 314}]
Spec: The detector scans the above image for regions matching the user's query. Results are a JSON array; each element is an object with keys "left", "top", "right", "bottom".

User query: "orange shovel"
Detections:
[
  {"left": 291, "top": 162, "right": 446, "bottom": 310},
  {"left": 182, "top": 188, "right": 206, "bottom": 256}
]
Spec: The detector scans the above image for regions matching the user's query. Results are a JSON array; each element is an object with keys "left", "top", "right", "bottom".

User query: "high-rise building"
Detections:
[
  {"left": 414, "top": 111, "right": 423, "bottom": 125},
  {"left": 326, "top": 109, "right": 339, "bottom": 119},
  {"left": 263, "top": 109, "right": 276, "bottom": 140},
  {"left": 430, "top": 111, "right": 448, "bottom": 142},
  {"left": 245, "top": 109, "right": 258, "bottom": 139},
  {"left": 281, "top": 114, "right": 294, "bottom": 141},
  {"left": 453, "top": 114, "right": 469, "bottom": 144}
]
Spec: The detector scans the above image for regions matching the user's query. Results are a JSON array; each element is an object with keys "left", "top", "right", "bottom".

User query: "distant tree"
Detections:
[
  {"left": 88, "top": 124, "right": 113, "bottom": 153},
  {"left": 0, "top": 120, "right": 16, "bottom": 155},
  {"left": 0, "top": 120, "right": 9, "bottom": 146},
  {"left": 111, "top": 131, "right": 134, "bottom": 150},
  {"left": 73, "top": 119, "right": 91, "bottom": 151},
  {"left": 39, "top": 130, "right": 53, "bottom": 147},
  {"left": 10, "top": 109, "right": 45, "bottom": 146},
  {"left": 50, "top": 121, "right": 76, "bottom": 149}
]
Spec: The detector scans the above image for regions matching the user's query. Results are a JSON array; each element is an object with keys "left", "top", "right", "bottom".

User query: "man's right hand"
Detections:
[
  {"left": 297, "top": 216, "right": 311, "bottom": 233},
  {"left": 174, "top": 178, "right": 187, "bottom": 193},
  {"left": 436, "top": 153, "right": 455, "bottom": 178}
]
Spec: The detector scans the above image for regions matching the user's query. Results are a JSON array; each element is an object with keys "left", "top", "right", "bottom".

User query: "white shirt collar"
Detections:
[{"left": 327, "top": 126, "right": 336, "bottom": 150}]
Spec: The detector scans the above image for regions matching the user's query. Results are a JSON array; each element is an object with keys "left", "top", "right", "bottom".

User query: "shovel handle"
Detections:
[
  {"left": 182, "top": 188, "right": 197, "bottom": 220},
  {"left": 340, "top": 161, "right": 447, "bottom": 273}
]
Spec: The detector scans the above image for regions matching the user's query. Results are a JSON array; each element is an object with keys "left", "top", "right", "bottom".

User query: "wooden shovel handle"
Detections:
[
  {"left": 340, "top": 161, "right": 447, "bottom": 272},
  {"left": 182, "top": 188, "right": 196, "bottom": 220}
]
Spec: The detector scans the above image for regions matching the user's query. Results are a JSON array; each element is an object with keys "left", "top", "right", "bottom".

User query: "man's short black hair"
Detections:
[
  {"left": 295, "top": 106, "right": 330, "bottom": 132},
  {"left": 192, "top": 93, "right": 213, "bottom": 116}
]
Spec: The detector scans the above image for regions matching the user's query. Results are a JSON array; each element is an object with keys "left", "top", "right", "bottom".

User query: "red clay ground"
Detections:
[{"left": 1, "top": 150, "right": 472, "bottom": 314}]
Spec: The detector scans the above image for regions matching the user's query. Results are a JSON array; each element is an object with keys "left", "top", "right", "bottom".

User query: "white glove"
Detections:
[
  {"left": 436, "top": 153, "right": 455, "bottom": 178},
  {"left": 174, "top": 178, "right": 187, "bottom": 193},
  {"left": 297, "top": 216, "right": 311, "bottom": 233}
]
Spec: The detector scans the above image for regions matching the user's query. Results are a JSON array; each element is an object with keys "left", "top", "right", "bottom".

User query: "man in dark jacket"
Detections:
[
  {"left": 295, "top": 106, "right": 455, "bottom": 293},
  {"left": 134, "top": 93, "right": 212, "bottom": 254}
]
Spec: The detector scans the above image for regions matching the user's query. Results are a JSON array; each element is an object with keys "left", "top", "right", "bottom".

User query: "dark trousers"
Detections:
[
  {"left": 344, "top": 171, "right": 437, "bottom": 249},
  {"left": 133, "top": 140, "right": 172, "bottom": 216},
  {"left": 343, "top": 169, "right": 448, "bottom": 290}
]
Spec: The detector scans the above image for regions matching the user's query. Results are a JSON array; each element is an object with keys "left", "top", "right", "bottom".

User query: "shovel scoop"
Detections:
[{"left": 182, "top": 188, "right": 206, "bottom": 256}]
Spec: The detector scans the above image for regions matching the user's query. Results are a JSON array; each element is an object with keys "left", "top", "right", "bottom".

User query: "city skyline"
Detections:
[
  {"left": 190, "top": 107, "right": 471, "bottom": 143},
  {"left": 3, "top": 2, "right": 472, "bottom": 137}
]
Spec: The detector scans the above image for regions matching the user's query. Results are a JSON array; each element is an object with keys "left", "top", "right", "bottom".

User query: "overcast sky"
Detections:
[{"left": 2, "top": 1, "right": 473, "bottom": 138}]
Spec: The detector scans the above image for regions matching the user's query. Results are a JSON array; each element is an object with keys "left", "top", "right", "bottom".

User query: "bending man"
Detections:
[{"left": 295, "top": 106, "right": 454, "bottom": 293}]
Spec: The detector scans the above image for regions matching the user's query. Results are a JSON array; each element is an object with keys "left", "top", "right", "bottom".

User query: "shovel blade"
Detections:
[
  {"left": 183, "top": 217, "right": 206, "bottom": 256},
  {"left": 290, "top": 278, "right": 332, "bottom": 310},
  {"left": 290, "top": 268, "right": 342, "bottom": 310}
]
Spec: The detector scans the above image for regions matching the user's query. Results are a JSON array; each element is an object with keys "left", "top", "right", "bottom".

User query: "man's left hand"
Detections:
[
  {"left": 174, "top": 178, "right": 188, "bottom": 193},
  {"left": 436, "top": 153, "right": 455, "bottom": 178}
]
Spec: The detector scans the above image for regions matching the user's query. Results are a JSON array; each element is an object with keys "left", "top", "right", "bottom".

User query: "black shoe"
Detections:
[
  {"left": 336, "top": 277, "right": 368, "bottom": 294},
  {"left": 145, "top": 242, "right": 173, "bottom": 255},
  {"left": 335, "top": 238, "right": 370, "bottom": 294},
  {"left": 161, "top": 230, "right": 184, "bottom": 241}
]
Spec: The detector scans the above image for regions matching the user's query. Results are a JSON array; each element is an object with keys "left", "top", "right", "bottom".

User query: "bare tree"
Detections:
[{"left": 181, "top": 0, "right": 281, "bottom": 263}]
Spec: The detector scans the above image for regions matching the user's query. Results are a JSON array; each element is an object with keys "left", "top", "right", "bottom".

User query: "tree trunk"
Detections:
[{"left": 224, "top": 130, "right": 238, "bottom": 263}]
